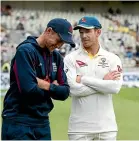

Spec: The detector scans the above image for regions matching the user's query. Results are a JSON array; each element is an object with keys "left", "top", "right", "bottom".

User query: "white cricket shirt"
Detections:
[{"left": 64, "top": 46, "right": 123, "bottom": 134}]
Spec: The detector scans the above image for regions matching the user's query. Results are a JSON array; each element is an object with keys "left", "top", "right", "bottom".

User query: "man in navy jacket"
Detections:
[{"left": 1, "top": 18, "right": 75, "bottom": 140}]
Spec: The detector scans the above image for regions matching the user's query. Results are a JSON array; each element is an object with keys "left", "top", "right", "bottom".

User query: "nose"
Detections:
[
  {"left": 81, "top": 33, "right": 87, "bottom": 39},
  {"left": 57, "top": 42, "right": 64, "bottom": 48}
]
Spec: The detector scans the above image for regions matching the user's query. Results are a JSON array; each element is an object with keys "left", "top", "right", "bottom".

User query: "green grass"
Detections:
[
  {"left": 1, "top": 88, "right": 139, "bottom": 140},
  {"left": 113, "top": 88, "right": 139, "bottom": 140}
]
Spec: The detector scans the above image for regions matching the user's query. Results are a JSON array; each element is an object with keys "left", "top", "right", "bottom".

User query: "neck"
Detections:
[
  {"left": 84, "top": 42, "right": 100, "bottom": 56},
  {"left": 36, "top": 34, "right": 46, "bottom": 49}
]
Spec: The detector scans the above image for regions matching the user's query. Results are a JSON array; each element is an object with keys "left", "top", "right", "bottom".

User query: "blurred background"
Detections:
[
  {"left": 1, "top": 1, "right": 139, "bottom": 91},
  {"left": 0, "top": 1, "right": 139, "bottom": 140}
]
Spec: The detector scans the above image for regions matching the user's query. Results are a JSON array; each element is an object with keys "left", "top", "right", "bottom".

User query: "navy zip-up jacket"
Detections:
[{"left": 2, "top": 36, "right": 70, "bottom": 125}]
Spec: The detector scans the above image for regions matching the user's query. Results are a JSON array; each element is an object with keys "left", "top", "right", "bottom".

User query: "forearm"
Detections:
[
  {"left": 68, "top": 80, "right": 98, "bottom": 97},
  {"left": 49, "top": 84, "right": 69, "bottom": 101},
  {"left": 37, "top": 78, "right": 50, "bottom": 91},
  {"left": 37, "top": 78, "right": 69, "bottom": 101},
  {"left": 66, "top": 73, "right": 98, "bottom": 97},
  {"left": 82, "top": 76, "right": 123, "bottom": 94},
  {"left": 64, "top": 55, "right": 98, "bottom": 97}
]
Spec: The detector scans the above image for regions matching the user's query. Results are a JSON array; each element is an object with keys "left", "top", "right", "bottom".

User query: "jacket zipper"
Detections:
[{"left": 43, "top": 52, "right": 51, "bottom": 82}]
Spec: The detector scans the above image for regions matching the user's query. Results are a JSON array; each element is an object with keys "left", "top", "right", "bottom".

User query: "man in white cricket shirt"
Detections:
[{"left": 64, "top": 16, "right": 123, "bottom": 140}]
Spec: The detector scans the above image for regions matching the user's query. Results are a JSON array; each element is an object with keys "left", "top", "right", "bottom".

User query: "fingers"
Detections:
[
  {"left": 113, "top": 74, "right": 121, "bottom": 80},
  {"left": 114, "top": 77, "right": 120, "bottom": 80},
  {"left": 76, "top": 75, "right": 82, "bottom": 83},
  {"left": 104, "top": 70, "right": 121, "bottom": 80},
  {"left": 36, "top": 77, "right": 39, "bottom": 82},
  {"left": 53, "top": 80, "right": 57, "bottom": 83},
  {"left": 52, "top": 80, "right": 59, "bottom": 86},
  {"left": 110, "top": 71, "right": 120, "bottom": 76},
  {"left": 110, "top": 71, "right": 121, "bottom": 80}
]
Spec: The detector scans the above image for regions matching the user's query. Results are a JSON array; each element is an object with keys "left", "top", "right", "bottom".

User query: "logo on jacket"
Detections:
[
  {"left": 76, "top": 60, "right": 88, "bottom": 67},
  {"left": 52, "top": 62, "right": 57, "bottom": 72},
  {"left": 65, "top": 69, "right": 68, "bottom": 73},
  {"left": 117, "top": 65, "right": 122, "bottom": 72},
  {"left": 38, "top": 63, "right": 42, "bottom": 66},
  {"left": 98, "top": 57, "right": 109, "bottom": 68}
]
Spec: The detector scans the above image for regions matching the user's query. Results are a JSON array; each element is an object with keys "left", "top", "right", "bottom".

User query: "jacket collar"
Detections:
[{"left": 79, "top": 43, "right": 106, "bottom": 58}]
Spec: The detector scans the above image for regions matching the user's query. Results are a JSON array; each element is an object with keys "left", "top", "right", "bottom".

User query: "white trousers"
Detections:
[{"left": 68, "top": 131, "right": 117, "bottom": 140}]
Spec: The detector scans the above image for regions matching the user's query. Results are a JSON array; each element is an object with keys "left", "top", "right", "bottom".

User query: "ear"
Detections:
[
  {"left": 96, "top": 29, "right": 101, "bottom": 37},
  {"left": 45, "top": 27, "right": 53, "bottom": 34}
]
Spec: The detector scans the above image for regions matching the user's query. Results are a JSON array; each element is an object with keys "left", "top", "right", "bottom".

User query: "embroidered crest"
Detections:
[
  {"left": 65, "top": 69, "right": 68, "bottom": 73},
  {"left": 52, "top": 62, "right": 57, "bottom": 72},
  {"left": 98, "top": 57, "right": 109, "bottom": 68},
  {"left": 81, "top": 18, "right": 86, "bottom": 22},
  {"left": 117, "top": 65, "right": 122, "bottom": 72},
  {"left": 76, "top": 60, "right": 88, "bottom": 67}
]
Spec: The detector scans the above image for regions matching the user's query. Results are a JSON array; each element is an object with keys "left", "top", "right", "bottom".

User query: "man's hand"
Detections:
[
  {"left": 103, "top": 71, "right": 121, "bottom": 80},
  {"left": 52, "top": 80, "right": 59, "bottom": 86},
  {"left": 76, "top": 75, "right": 82, "bottom": 83},
  {"left": 36, "top": 77, "right": 50, "bottom": 90}
]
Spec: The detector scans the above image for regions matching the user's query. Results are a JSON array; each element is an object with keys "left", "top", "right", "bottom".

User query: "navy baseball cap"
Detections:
[
  {"left": 74, "top": 16, "right": 102, "bottom": 30},
  {"left": 47, "top": 18, "right": 75, "bottom": 47}
]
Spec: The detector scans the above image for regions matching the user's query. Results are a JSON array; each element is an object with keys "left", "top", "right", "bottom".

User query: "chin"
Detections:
[{"left": 83, "top": 44, "right": 90, "bottom": 48}]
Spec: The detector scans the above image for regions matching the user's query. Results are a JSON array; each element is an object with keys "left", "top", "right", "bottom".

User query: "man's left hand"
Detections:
[{"left": 76, "top": 75, "right": 82, "bottom": 83}]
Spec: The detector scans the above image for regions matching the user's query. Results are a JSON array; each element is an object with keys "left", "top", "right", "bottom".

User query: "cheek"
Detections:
[
  {"left": 95, "top": 31, "right": 100, "bottom": 38},
  {"left": 92, "top": 34, "right": 97, "bottom": 40},
  {"left": 56, "top": 42, "right": 64, "bottom": 48},
  {"left": 49, "top": 38, "right": 57, "bottom": 45},
  {"left": 60, "top": 42, "right": 64, "bottom": 47}
]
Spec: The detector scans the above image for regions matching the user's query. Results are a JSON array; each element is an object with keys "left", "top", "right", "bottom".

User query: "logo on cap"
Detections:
[
  {"left": 81, "top": 18, "right": 86, "bottom": 22},
  {"left": 68, "top": 26, "right": 73, "bottom": 35},
  {"left": 69, "top": 26, "right": 73, "bottom": 33}
]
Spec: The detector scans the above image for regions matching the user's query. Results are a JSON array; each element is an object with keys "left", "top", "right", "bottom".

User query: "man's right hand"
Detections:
[
  {"left": 52, "top": 80, "right": 59, "bottom": 86},
  {"left": 36, "top": 77, "right": 50, "bottom": 90},
  {"left": 103, "top": 70, "right": 121, "bottom": 80}
]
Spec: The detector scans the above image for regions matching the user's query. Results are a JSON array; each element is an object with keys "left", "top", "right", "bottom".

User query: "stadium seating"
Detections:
[{"left": 1, "top": 9, "right": 139, "bottom": 70}]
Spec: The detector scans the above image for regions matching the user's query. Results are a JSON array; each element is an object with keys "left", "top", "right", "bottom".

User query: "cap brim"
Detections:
[
  {"left": 74, "top": 24, "right": 95, "bottom": 30},
  {"left": 59, "top": 34, "right": 75, "bottom": 47}
]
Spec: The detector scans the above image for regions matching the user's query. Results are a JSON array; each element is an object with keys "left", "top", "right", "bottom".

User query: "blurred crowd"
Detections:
[{"left": 1, "top": 5, "right": 139, "bottom": 73}]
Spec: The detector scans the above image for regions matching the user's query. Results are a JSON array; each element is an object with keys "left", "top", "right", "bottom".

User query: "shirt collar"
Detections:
[{"left": 80, "top": 44, "right": 106, "bottom": 59}]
